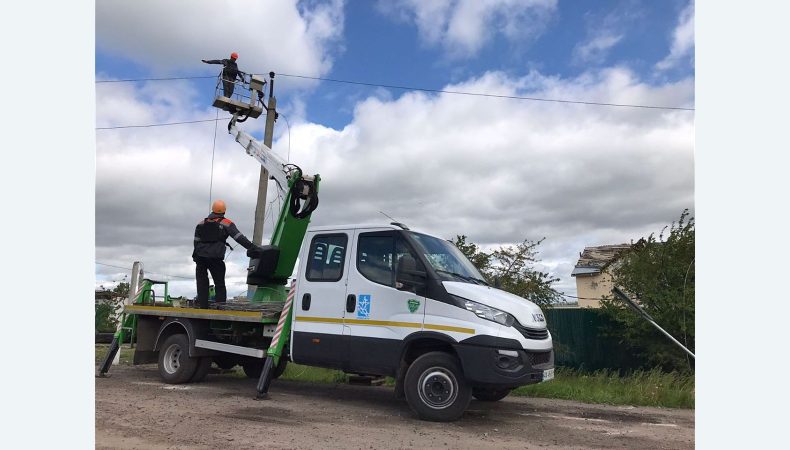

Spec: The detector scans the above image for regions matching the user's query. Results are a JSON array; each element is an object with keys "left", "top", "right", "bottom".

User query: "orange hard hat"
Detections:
[
  {"left": 230, "top": 52, "right": 238, "bottom": 60},
  {"left": 211, "top": 199, "right": 227, "bottom": 214}
]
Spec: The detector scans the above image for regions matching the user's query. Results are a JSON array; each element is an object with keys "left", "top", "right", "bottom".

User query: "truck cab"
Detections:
[{"left": 290, "top": 223, "right": 554, "bottom": 421}]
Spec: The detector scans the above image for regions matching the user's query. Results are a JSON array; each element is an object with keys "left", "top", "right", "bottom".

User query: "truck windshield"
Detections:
[{"left": 408, "top": 232, "right": 488, "bottom": 285}]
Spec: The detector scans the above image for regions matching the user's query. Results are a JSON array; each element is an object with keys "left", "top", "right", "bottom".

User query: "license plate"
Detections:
[{"left": 542, "top": 368, "right": 555, "bottom": 381}]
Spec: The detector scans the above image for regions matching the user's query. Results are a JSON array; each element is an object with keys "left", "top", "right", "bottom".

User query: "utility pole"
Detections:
[
  {"left": 252, "top": 72, "right": 277, "bottom": 245},
  {"left": 248, "top": 72, "right": 276, "bottom": 299}
]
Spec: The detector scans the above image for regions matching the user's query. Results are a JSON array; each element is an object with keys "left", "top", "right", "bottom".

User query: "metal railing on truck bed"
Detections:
[{"left": 124, "top": 301, "right": 284, "bottom": 324}]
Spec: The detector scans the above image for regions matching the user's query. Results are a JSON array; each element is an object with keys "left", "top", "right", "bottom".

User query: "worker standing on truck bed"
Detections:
[
  {"left": 202, "top": 52, "right": 245, "bottom": 97},
  {"left": 193, "top": 199, "right": 255, "bottom": 309}
]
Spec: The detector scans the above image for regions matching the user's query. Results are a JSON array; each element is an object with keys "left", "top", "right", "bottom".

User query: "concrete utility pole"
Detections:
[
  {"left": 252, "top": 72, "right": 277, "bottom": 245},
  {"left": 248, "top": 73, "right": 277, "bottom": 299}
]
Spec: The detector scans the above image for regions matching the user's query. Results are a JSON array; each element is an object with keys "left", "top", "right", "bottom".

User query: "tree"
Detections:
[
  {"left": 452, "top": 235, "right": 561, "bottom": 308},
  {"left": 95, "top": 281, "right": 130, "bottom": 333},
  {"left": 599, "top": 210, "right": 695, "bottom": 372}
]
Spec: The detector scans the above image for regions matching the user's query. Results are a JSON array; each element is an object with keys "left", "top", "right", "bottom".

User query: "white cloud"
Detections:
[
  {"left": 96, "top": 0, "right": 344, "bottom": 77},
  {"left": 572, "top": 33, "right": 624, "bottom": 65},
  {"left": 378, "top": 0, "right": 557, "bottom": 58},
  {"left": 96, "top": 68, "right": 694, "bottom": 299},
  {"left": 656, "top": 2, "right": 695, "bottom": 71},
  {"left": 571, "top": 4, "right": 642, "bottom": 67}
]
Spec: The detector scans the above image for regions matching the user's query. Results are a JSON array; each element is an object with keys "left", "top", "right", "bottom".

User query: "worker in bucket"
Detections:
[
  {"left": 193, "top": 199, "right": 255, "bottom": 309},
  {"left": 202, "top": 52, "right": 245, "bottom": 97}
]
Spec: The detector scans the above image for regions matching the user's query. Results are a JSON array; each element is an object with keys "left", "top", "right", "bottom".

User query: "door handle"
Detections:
[
  {"left": 346, "top": 294, "right": 356, "bottom": 313},
  {"left": 302, "top": 293, "right": 311, "bottom": 311}
]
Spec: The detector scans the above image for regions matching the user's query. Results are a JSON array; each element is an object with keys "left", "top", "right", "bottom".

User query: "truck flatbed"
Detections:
[{"left": 124, "top": 302, "right": 284, "bottom": 323}]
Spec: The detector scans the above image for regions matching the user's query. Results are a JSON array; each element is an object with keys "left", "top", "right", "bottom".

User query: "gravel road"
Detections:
[{"left": 96, "top": 365, "right": 694, "bottom": 449}]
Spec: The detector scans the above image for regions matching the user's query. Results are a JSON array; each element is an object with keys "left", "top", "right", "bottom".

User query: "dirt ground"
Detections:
[{"left": 96, "top": 365, "right": 694, "bottom": 449}]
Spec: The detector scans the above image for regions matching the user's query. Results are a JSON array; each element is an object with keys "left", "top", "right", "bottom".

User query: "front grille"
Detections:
[
  {"left": 514, "top": 322, "right": 549, "bottom": 340},
  {"left": 527, "top": 351, "right": 552, "bottom": 366}
]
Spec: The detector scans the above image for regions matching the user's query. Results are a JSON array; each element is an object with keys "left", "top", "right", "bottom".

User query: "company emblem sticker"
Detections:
[
  {"left": 357, "top": 294, "right": 371, "bottom": 319},
  {"left": 407, "top": 298, "right": 420, "bottom": 313}
]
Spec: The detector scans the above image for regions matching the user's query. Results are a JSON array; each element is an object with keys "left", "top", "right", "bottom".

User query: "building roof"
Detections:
[{"left": 571, "top": 244, "right": 631, "bottom": 277}]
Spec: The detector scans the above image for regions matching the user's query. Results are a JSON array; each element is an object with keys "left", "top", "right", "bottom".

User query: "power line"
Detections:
[
  {"left": 208, "top": 108, "right": 220, "bottom": 207},
  {"left": 278, "top": 73, "right": 695, "bottom": 111},
  {"left": 95, "top": 261, "right": 192, "bottom": 280},
  {"left": 95, "top": 72, "right": 694, "bottom": 111},
  {"left": 96, "top": 75, "right": 214, "bottom": 83},
  {"left": 280, "top": 111, "right": 292, "bottom": 162},
  {"left": 558, "top": 292, "right": 607, "bottom": 302},
  {"left": 96, "top": 117, "right": 228, "bottom": 130}
]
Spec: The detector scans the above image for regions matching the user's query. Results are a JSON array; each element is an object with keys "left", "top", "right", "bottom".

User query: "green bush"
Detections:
[{"left": 95, "top": 303, "right": 118, "bottom": 333}]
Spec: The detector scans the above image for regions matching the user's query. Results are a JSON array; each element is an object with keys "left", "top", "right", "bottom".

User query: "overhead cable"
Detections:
[
  {"left": 96, "top": 117, "right": 228, "bottom": 130},
  {"left": 277, "top": 73, "right": 695, "bottom": 111},
  {"left": 95, "top": 261, "right": 192, "bottom": 280},
  {"left": 95, "top": 73, "right": 694, "bottom": 111}
]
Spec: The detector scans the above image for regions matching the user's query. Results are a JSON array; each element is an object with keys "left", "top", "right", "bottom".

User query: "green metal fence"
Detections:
[{"left": 546, "top": 308, "right": 647, "bottom": 372}]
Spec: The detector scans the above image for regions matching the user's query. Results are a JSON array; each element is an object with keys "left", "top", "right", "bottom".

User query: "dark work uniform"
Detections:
[
  {"left": 203, "top": 58, "right": 244, "bottom": 97},
  {"left": 193, "top": 213, "right": 254, "bottom": 308}
]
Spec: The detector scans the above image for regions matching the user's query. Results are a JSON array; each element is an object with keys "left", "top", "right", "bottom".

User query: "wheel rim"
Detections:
[
  {"left": 417, "top": 367, "right": 458, "bottom": 410},
  {"left": 163, "top": 343, "right": 182, "bottom": 374}
]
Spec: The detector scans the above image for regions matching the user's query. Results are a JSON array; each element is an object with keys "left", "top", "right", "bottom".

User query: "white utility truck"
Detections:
[
  {"left": 290, "top": 222, "right": 554, "bottom": 420},
  {"left": 98, "top": 71, "right": 554, "bottom": 422}
]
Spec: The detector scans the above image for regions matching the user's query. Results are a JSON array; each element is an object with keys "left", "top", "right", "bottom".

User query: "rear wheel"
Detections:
[
  {"left": 242, "top": 357, "right": 288, "bottom": 379},
  {"left": 472, "top": 387, "right": 511, "bottom": 402},
  {"left": 213, "top": 354, "right": 238, "bottom": 370},
  {"left": 273, "top": 358, "right": 288, "bottom": 379},
  {"left": 404, "top": 352, "right": 471, "bottom": 422},
  {"left": 242, "top": 359, "right": 264, "bottom": 378},
  {"left": 190, "top": 357, "right": 213, "bottom": 382},
  {"left": 158, "top": 334, "right": 198, "bottom": 384}
]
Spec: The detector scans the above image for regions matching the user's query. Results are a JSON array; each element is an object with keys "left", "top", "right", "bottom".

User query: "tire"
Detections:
[
  {"left": 214, "top": 354, "right": 238, "bottom": 370},
  {"left": 190, "top": 357, "right": 213, "bottom": 382},
  {"left": 272, "top": 358, "right": 288, "bottom": 380},
  {"left": 157, "top": 334, "right": 199, "bottom": 384},
  {"left": 404, "top": 352, "right": 471, "bottom": 422},
  {"left": 472, "top": 387, "right": 511, "bottom": 402},
  {"left": 242, "top": 359, "right": 264, "bottom": 378}
]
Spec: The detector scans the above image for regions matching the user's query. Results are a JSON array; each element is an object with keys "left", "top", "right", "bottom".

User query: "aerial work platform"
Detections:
[
  {"left": 212, "top": 73, "right": 269, "bottom": 119},
  {"left": 212, "top": 96, "right": 264, "bottom": 118}
]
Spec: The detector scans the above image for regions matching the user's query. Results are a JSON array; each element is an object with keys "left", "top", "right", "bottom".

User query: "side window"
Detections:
[
  {"left": 306, "top": 234, "right": 348, "bottom": 282},
  {"left": 357, "top": 232, "right": 422, "bottom": 289},
  {"left": 357, "top": 234, "right": 395, "bottom": 286}
]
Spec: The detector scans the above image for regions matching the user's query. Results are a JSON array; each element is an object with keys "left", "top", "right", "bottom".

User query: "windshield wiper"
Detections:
[{"left": 435, "top": 269, "right": 489, "bottom": 286}]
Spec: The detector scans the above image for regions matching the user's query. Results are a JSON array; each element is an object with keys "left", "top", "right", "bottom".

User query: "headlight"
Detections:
[{"left": 456, "top": 297, "right": 515, "bottom": 327}]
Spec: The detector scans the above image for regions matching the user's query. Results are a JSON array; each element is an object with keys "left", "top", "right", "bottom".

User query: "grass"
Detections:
[
  {"left": 512, "top": 367, "right": 695, "bottom": 409},
  {"left": 94, "top": 345, "right": 693, "bottom": 409},
  {"left": 95, "top": 344, "right": 134, "bottom": 365},
  {"left": 280, "top": 364, "right": 351, "bottom": 383}
]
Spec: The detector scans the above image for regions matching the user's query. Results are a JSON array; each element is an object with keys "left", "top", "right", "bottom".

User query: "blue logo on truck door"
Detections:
[{"left": 357, "top": 295, "right": 371, "bottom": 319}]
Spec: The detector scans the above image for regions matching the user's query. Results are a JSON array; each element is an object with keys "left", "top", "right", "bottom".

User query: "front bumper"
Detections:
[{"left": 453, "top": 343, "right": 554, "bottom": 388}]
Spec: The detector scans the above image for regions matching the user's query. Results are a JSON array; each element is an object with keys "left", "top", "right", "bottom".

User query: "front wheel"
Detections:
[
  {"left": 404, "top": 352, "right": 471, "bottom": 422},
  {"left": 472, "top": 387, "right": 511, "bottom": 402},
  {"left": 158, "top": 334, "right": 198, "bottom": 384}
]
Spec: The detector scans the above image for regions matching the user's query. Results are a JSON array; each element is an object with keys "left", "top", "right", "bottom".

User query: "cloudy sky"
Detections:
[{"left": 95, "top": 0, "right": 695, "bottom": 301}]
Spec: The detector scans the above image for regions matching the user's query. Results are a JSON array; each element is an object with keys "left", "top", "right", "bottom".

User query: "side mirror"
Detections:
[{"left": 396, "top": 254, "right": 426, "bottom": 292}]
